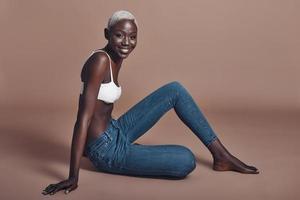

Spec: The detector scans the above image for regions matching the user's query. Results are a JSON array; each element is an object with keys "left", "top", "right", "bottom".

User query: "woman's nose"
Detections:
[{"left": 122, "top": 36, "right": 129, "bottom": 46}]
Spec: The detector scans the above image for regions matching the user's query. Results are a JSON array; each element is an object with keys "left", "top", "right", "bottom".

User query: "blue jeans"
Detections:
[{"left": 85, "top": 81, "right": 218, "bottom": 179}]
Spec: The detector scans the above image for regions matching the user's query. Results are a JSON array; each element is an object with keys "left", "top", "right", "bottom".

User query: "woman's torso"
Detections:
[{"left": 79, "top": 49, "right": 121, "bottom": 154}]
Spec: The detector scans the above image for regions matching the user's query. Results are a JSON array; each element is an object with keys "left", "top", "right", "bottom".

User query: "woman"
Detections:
[{"left": 42, "top": 10, "right": 259, "bottom": 195}]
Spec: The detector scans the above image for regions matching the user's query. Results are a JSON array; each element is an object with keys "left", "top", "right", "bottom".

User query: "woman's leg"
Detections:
[
  {"left": 117, "top": 81, "right": 217, "bottom": 146},
  {"left": 119, "top": 144, "right": 196, "bottom": 179},
  {"left": 116, "top": 81, "right": 258, "bottom": 174}
]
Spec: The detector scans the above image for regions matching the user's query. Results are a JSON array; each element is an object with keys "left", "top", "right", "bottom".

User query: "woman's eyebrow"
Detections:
[{"left": 114, "top": 29, "right": 137, "bottom": 34}]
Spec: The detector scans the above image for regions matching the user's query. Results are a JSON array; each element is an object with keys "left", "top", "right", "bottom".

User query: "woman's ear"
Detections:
[{"left": 104, "top": 28, "right": 109, "bottom": 40}]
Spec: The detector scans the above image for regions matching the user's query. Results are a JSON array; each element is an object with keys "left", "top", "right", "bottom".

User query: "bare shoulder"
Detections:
[
  {"left": 82, "top": 51, "right": 110, "bottom": 80},
  {"left": 86, "top": 51, "right": 109, "bottom": 71}
]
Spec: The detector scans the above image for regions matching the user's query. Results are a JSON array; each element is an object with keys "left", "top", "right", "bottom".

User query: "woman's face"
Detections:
[{"left": 106, "top": 19, "right": 137, "bottom": 59}]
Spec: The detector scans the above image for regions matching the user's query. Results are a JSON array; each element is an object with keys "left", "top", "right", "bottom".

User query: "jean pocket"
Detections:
[{"left": 88, "top": 133, "right": 113, "bottom": 162}]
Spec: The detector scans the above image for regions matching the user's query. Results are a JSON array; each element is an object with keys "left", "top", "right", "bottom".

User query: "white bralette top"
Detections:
[{"left": 80, "top": 49, "right": 122, "bottom": 104}]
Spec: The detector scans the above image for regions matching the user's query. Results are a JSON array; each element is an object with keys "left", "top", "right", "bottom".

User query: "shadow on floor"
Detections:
[
  {"left": 0, "top": 125, "right": 97, "bottom": 181},
  {"left": 195, "top": 156, "right": 212, "bottom": 169}
]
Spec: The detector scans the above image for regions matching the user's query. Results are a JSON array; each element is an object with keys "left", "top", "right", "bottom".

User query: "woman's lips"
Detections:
[{"left": 119, "top": 47, "right": 130, "bottom": 54}]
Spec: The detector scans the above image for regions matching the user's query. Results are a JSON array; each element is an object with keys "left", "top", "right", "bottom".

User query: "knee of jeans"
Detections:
[
  {"left": 174, "top": 146, "right": 196, "bottom": 178},
  {"left": 166, "top": 81, "right": 185, "bottom": 96},
  {"left": 167, "top": 81, "right": 183, "bottom": 89}
]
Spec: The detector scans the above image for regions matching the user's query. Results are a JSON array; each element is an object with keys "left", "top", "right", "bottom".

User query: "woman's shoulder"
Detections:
[
  {"left": 81, "top": 50, "right": 110, "bottom": 81},
  {"left": 86, "top": 50, "right": 110, "bottom": 66}
]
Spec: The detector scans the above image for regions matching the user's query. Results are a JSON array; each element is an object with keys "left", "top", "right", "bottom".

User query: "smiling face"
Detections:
[{"left": 105, "top": 19, "right": 138, "bottom": 59}]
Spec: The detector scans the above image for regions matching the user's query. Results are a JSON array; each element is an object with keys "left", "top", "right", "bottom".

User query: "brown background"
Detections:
[{"left": 0, "top": 0, "right": 299, "bottom": 200}]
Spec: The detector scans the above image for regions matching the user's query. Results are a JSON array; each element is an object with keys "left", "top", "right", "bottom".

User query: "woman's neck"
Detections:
[{"left": 103, "top": 45, "right": 123, "bottom": 66}]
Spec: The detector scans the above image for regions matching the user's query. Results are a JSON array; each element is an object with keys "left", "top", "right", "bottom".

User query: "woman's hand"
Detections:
[{"left": 42, "top": 177, "right": 78, "bottom": 195}]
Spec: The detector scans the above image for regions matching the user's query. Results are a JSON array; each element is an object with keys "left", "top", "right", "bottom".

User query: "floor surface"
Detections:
[{"left": 0, "top": 107, "right": 299, "bottom": 200}]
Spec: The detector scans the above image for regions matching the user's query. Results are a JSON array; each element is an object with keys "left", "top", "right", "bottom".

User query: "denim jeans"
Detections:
[{"left": 84, "top": 81, "right": 218, "bottom": 179}]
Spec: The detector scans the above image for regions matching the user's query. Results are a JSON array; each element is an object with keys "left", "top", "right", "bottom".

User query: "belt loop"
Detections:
[
  {"left": 106, "top": 118, "right": 119, "bottom": 141},
  {"left": 106, "top": 131, "right": 113, "bottom": 140},
  {"left": 110, "top": 118, "right": 118, "bottom": 128}
]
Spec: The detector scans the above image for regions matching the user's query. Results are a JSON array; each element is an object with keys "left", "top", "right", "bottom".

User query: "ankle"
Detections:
[
  {"left": 207, "top": 139, "right": 232, "bottom": 161},
  {"left": 212, "top": 151, "right": 230, "bottom": 163}
]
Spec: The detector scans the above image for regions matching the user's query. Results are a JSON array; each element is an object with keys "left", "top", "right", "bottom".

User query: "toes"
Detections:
[
  {"left": 242, "top": 164, "right": 259, "bottom": 172},
  {"left": 230, "top": 162, "right": 259, "bottom": 174},
  {"left": 247, "top": 165, "right": 258, "bottom": 171},
  {"left": 247, "top": 169, "right": 259, "bottom": 174},
  {"left": 241, "top": 167, "right": 260, "bottom": 174},
  {"left": 231, "top": 156, "right": 259, "bottom": 172}
]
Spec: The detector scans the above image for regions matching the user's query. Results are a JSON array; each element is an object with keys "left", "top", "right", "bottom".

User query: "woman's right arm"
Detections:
[{"left": 42, "top": 52, "right": 109, "bottom": 195}]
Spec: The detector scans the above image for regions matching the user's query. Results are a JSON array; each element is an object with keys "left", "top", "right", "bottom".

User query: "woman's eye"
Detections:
[
  {"left": 130, "top": 35, "right": 136, "bottom": 40},
  {"left": 115, "top": 33, "right": 122, "bottom": 38}
]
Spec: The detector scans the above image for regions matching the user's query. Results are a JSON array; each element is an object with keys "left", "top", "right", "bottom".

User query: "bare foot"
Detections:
[
  {"left": 213, "top": 153, "right": 259, "bottom": 174},
  {"left": 207, "top": 138, "right": 259, "bottom": 174}
]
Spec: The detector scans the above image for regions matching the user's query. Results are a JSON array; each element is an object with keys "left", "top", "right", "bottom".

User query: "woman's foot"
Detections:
[
  {"left": 207, "top": 138, "right": 259, "bottom": 174},
  {"left": 213, "top": 153, "right": 259, "bottom": 174}
]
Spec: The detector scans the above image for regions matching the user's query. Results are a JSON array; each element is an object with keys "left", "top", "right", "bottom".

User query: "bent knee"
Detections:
[
  {"left": 167, "top": 81, "right": 184, "bottom": 90},
  {"left": 172, "top": 146, "right": 196, "bottom": 178},
  {"left": 163, "top": 81, "right": 186, "bottom": 97}
]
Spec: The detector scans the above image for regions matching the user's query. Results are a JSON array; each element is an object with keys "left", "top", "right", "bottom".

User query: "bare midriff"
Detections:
[{"left": 78, "top": 94, "right": 115, "bottom": 156}]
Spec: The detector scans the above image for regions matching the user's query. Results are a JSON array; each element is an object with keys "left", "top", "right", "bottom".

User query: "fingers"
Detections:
[
  {"left": 42, "top": 184, "right": 77, "bottom": 195},
  {"left": 50, "top": 187, "right": 59, "bottom": 195},
  {"left": 42, "top": 184, "right": 61, "bottom": 195},
  {"left": 64, "top": 184, "right": 78, "bottom": 194},
  {"left": 42, "top": 186, "right": 56, "bottom": 195},
  {"left": 42, "top": 180, "right": 78, "bottom": 195},
  {"left": 42, "top": 187, "right": 54, "bottom": 195},
  {"left": 42, "top": 184, "right": 55, "bottom": 195},
  {"left": 44, "top": 184, "right": 55, "bottom": 191}
]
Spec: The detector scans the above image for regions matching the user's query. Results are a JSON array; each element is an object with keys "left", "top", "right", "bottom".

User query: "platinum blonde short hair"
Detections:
[{"left": 107, "top": 10, "right": 138, "bottom": 30}]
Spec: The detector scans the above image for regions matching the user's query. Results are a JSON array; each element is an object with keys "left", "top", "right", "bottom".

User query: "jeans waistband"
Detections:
[
  {"left": 106, "top": 118, "right": 119, "bottom": 137},
  {"left": 86, "top": 118, "right": 118, "bottom": 150},
  {"left": 110, "top": 118, "right": 119, "bottom": 128}
]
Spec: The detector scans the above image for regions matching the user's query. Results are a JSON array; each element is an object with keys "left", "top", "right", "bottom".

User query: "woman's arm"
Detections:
[{"left": 42, "top": 52, "right": 109, "bottom": 195}]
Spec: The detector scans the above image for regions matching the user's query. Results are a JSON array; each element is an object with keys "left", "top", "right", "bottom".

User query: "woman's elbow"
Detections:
[{"left": 77, "top": 114, "right": 93, "bottom": 129}]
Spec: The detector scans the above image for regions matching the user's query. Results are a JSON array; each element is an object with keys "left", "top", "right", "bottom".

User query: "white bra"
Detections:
[{"left": 80, "top": 49, "right": 122, "bottom": 104}]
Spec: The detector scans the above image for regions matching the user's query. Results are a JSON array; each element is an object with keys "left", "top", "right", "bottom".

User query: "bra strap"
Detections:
[{"left": 92, "top": 49, "right": 114, "bottom": 82}]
